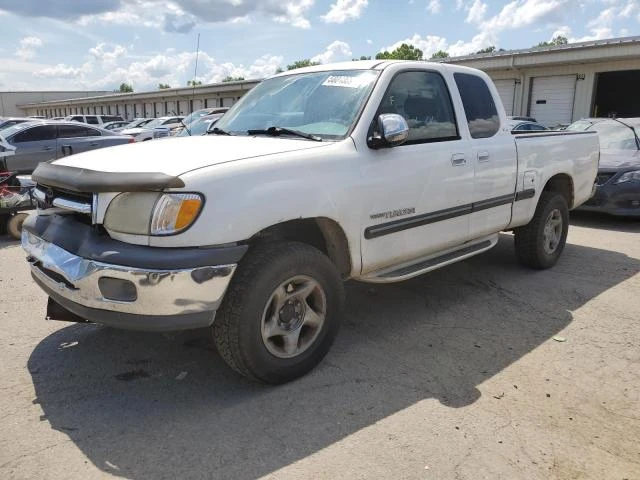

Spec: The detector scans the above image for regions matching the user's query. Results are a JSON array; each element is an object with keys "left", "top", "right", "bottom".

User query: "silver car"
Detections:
[{"left": 0, "top": 121, "right": 133, "bottom": 174}]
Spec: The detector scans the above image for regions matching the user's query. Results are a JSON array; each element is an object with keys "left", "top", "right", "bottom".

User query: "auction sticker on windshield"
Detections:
[{"left": 322, "top": 74, "right": 374, "bottom": 88}]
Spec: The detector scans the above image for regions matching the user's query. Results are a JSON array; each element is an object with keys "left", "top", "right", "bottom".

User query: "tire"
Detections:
[
  {"left": 7, "top": 213, "right": 28, "bottom": 240},
  {"left": 514, "top": 191, "right": 569, "bottom": 269},
  {"left": 213, "top": 241, "right": 344, "bottom": 384}
]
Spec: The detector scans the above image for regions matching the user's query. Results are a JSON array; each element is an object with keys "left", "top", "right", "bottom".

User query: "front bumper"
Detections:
[
  {"left": 576, "top": 181, "right": 640, "bottom": 217},
  {"left": 22, "top": 214, "right": 247, "bottom": 331}
]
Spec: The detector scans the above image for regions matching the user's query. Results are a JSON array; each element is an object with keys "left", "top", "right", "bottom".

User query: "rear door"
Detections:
[
  {"left": 56, "top": 124, "right": 104, "bottom": 156},
  {"left": 5, "top": 125, "right": 57, "bottom": 174},
  {"left": 453, "top": 72, "right": 518, "bottom": 238}
]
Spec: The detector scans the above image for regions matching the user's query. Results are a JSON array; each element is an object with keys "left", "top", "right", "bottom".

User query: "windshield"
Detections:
[
  {"left": 590, "top": 120, "right": 640, "bottom": 150},
  {"left": 214, "top": 69, "right": 380, "bottom": 140},
  {"left": 178, "top": 115, "right": 223, "bottom": 136},
  {"left": 143, "top": 118, "right": 169, "bottom": 129},
  {"left": 183, "top": 110, "right": 210, "bottom": 125},
  {"left": 565, "top": 120, "right": 595, "bottom": 131},
  {"left": 0, "top": 122, "right": 31, "bottom": 137}
]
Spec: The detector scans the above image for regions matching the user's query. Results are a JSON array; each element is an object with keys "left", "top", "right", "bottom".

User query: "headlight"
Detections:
[
  {"left": 615, "top": 170, "right": 640, "bottom": 184},
  {"left": 104, "top": 192, "right": 203, "bottom": 235}
]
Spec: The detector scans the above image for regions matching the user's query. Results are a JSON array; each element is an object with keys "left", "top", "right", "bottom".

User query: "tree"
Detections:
[
  {"left": 119, "top": 82, "right": 133, "bottom": 93},
  {"left": 222, "top": 76, "right": 245, "bottom": 82},
  {"left": 352, "top": 55, "right": 372, "bottom": 61},
  {"left": 375, "top": 43, "right": 423, "bottom": 61},
  {"left": 275, "top": 67, "right": 284, "bottom": 74},
  {"left": 537, "top": 35, "right": 568, "bottom": 47},
  {"left": 476, "top": 46, "right": 496, "bottom": 54},
  {"left": 158, "top": 83, "right": 171, "bottom": 89},
  {"left": 187, "top": 80, "right": 203, "bottom": 87},
  {"left": 286, "top": 59, "right": 321, "bottom": 71},
  {"left": 430, "top": 50, "right": 449, "bottom": 59}
]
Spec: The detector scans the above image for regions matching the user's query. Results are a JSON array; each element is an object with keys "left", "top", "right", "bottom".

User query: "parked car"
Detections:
[
  {"left": 507, "top": 115, "right": 538, "bottom": 122},
  {"left": 505, "top": 119, "right": 549, "bottom": 133},
  {"left": 569, "top": 117, "right": 640, "bottom": 216},
  {"left": 102, "top": 120, "right": 131, "bottom": 131},
  {"left": 112, "top": 118, "right": 153, "bottom": 133},
  {"left": 0, "top": 121, "right": 134, "bottom": 174},
  {"left": 64, "top": 114, "right": 124, "bottom": 126},
  {"left": 0, "top": 118, "right": 34, "bottom": 131},
  {"left": 182, "top": 107, "right": 228, "bottom": 126},
  {"left": 121, "top": 116, "right": 185, "bottom": 141},
  {"left": 23, "top": 61, "right": 598, "bottom": 383},
  {"left": 50, "top": 117, "right": 66, "bottom": 121},
  {"left": 175, "top": 113, "right": 225, "bottom": 137},
  {"left": 173, "top": 108, "right": 228, "bottom": 135}
]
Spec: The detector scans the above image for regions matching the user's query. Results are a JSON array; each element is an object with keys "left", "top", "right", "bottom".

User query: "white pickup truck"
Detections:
[{"left": 22, "top": 61, "right": 599, "bottom": 383}]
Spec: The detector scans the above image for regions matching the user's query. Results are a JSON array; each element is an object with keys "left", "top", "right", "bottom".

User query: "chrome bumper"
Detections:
[{"left": 22, "top": 229, "right": 236, "bottom": 320}]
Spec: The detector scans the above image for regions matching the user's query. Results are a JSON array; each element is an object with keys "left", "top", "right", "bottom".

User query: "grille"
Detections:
[{"left": 35, "top": 184, "right": 93, "bottom": 220}]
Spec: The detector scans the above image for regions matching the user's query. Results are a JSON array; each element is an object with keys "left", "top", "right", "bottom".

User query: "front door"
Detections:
[{"left": 360, "top": 70, "right": 474, "bottom": 274}]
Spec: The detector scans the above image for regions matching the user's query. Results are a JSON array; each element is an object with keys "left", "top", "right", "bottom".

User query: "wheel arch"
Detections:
[
  {"left": 542, "top": 173, "right": 574, "bottom": 208},
  {"left": 248, "top": 217, "right": 353, "bottom": 278}
]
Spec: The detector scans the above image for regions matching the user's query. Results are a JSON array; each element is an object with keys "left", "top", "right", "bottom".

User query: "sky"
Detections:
[{"left": 0, "top": 0, "right": 638, "bottom": 92}]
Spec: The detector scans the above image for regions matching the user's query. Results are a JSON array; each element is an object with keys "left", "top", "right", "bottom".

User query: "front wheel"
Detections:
[
  {"left": 514, "top": 192, "right": 569, "bottom": 269},
  {"left": 213, "top": 241, "right": 344, "bottom": 384}
]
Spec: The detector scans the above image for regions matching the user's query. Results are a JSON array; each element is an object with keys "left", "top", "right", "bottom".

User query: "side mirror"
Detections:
[{"left": 368, "top": 114, "right": 409, "bottom": 149}]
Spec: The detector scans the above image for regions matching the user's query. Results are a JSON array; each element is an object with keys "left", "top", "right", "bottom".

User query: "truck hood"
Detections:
[
  {"left": 52, "top": 136, "right": 331, "bottom": 177},
  {"left": 599, "top": 149, "right": 640, "bottom": 170}
]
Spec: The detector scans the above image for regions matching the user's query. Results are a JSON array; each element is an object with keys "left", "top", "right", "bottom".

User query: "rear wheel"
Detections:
[
  {"left": 213, "top": 241, "right": 344, "bottom": 384},
  {"left": 514, "top": 192, "right": 569, "bottom": 269}
]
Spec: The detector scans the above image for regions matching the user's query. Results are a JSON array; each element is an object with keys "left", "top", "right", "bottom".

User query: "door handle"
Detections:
[
  {"left": 478, "top": 151, "right": 490, "bottom": 162},
  {"left": 451, "top": 154, "right": 466, "bottom": 166},
  {"left": 89, "top": 142, "right": 98, "bottom": 147},
  {"left": 42, "top": 146, "right": 53, "bottom": 151}
]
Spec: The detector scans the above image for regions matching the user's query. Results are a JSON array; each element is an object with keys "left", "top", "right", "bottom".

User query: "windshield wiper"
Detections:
[
  {"left": 610, "top": 118, "right": 640, "bottom": 150},
  {"left": 209, "top": 127, "right": 234, "bottom": 136},
  {"left": 247, "top": 126, "right": 322, "bottom": 142}
]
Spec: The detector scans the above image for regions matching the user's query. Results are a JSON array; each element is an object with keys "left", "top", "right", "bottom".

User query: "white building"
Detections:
[
  {"left": 1, "top": 91, "right": 108, "bottom": 117},
  {"left": 443, "top": 36, "right": 640, "bottom": 126}
]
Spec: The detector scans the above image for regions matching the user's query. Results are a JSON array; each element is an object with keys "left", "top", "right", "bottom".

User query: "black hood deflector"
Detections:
[{"left": 32, "top": 163, "right": 185, "bottom": 192}]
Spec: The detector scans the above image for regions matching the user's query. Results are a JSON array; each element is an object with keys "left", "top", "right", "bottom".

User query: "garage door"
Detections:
[
  {"left": 529, "top": 75, "right": 576, "bottom": 127},
  {"left": 494, "top": 79, "right": 516, "bottom": 115}
]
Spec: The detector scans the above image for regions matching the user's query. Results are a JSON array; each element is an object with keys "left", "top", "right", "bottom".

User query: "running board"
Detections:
[{"left": 361, "top": 236, "right": 497, "bottom": 283}]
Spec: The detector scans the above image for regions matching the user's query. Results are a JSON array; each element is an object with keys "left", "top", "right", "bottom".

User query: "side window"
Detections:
[
  {"left": 58, "top": 124, "right": 89, "bottom": 138},
  {"left": 377, "top": 71, "right": 459, "bottom": 144},
  {"left": 11, "top": 125, "right": 57, "bottom": 143},
  {"left": 85, "top": 127, "right": 102, "bottom": 137},
  {"left": 86, "top": 116, "right": 99, "bottom": 125},
  {"left": 70, "top": 116, "right": 83, "bottom": 122},
  {"left": 454, "top": 73, "right": 499, "bottom": 139},
  {"left": 529, "top": 124, "right": 546, "bottom": 131}
]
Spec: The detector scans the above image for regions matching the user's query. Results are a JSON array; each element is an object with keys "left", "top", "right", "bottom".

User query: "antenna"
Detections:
[{"left": 185, "top": 33, "right": 201, "bottom": 136}]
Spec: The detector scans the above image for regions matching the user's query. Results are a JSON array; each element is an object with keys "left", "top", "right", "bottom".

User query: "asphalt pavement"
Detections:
[{"left": 1, "top": 212, "right": 639, "bottom": 479}]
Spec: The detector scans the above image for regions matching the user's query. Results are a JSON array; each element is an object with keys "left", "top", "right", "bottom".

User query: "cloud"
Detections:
[
  {"left": 322, "top": 0, "right": 368, "bottom": 24},
  {"left": 382, "top": 30, "right": 497, "bottom": 58},
  {"left": 89, "top": 43, "right": 127, "bottom": 66},
  {"left": 35, "top": 62, "right": 91, "bottom": 79},
  {"left": 465, "top": 0, "right": 487, "bottom": 24},
  {"left": 311, "top": 41, "right": 352, "bottom": 63},
  {"left": 427, "top": 0, "right": 441, "bottom": 14},
  {"left": 163, "top": 12, "right": 197, "bottom": 33},
  {"left": 15, "top": 36, "right": 43, "bottom": 60},
  {"left": 11, "top": 0, "right": 315, "bottom": 32},
  {"left": 0, "top": 0, "right": 118, "bottom": 19},
  {"left": 481, "top": 0, "right": 569, "bottom": 32}
]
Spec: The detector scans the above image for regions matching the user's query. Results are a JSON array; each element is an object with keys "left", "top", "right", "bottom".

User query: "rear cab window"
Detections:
[{"left": 454, "top": 73, "right": 500, "bottom": 139}]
